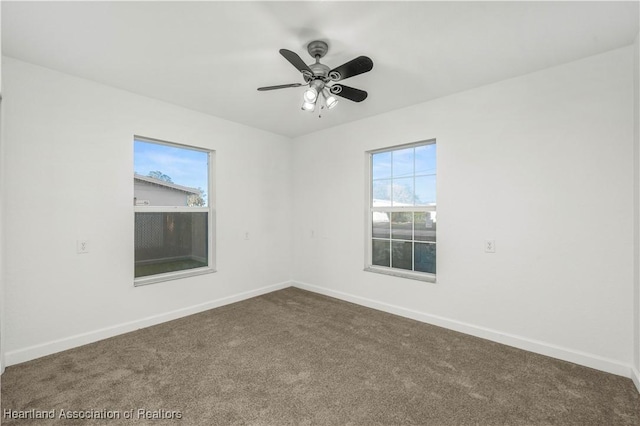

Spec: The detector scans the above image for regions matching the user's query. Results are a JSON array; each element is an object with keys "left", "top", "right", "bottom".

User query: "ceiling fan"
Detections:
[{"left": 257, "top": 40, "right": 373, "bottom": 113}]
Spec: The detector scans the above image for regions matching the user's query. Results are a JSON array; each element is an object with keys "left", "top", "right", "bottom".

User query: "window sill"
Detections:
[
  {"left": 364, "top": 266, "right": 436, "bottom": 283},
  {"left": 134, "top": 267, "right": 216, "bottom": 287}
]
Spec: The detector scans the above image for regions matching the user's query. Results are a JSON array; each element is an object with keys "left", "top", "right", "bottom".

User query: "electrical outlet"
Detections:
[
  {"left": 484, "top": 239, "right": 496, "bottom": 253},
  {"left": 77, "top": 240, "right": 90, "bottom": 254},
  {"left": 244, "top": 231, "right": 250, "bottom": 240}
]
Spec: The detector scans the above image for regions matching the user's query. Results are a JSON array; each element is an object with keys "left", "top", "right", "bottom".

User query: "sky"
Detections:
[
  {"left": 134, "top": 139, "right": 209, "bottom": 193},
  {"left": 372, "top": 144, "right": 436, "bottom": 206}
]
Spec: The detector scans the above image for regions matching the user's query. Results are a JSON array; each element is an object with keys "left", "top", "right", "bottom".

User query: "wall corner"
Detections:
[{"left": 633, "top": 29, "right": 640, "bottom": 383}]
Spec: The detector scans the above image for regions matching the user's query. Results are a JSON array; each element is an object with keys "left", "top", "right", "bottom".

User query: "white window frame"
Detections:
[
  {"left": 133, "top": 136, "right": 216, "bottom": 286},
  {"left": 364, "top": 139, "right": 436, "bottom": 283}
]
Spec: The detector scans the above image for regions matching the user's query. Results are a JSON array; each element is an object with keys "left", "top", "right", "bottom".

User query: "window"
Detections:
[
  {"left": 366, "top": 140, "right": 436, "bottom": 281},
  {"left": 133, "top": 137, "right": 214, "bottom": 285}
]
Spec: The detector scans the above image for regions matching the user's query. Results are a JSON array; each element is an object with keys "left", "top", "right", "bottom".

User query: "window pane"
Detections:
[
  {"left": 373, "top": 212, "right": 390, "bottom": 238},
  {"left": 372, "top": 151, "right": 392, "bottom": 180},
  {"left": 415, "top": 144, "right": 436, "bottom": 176},
  {"left": 415, "top": 212, "right": 436, "bottom": 242},
  {"left": 391, "top": 212, "right": 413, "bottom": 240},
  {"left": 134, "top": 140, "right": 208, "bottom": 207},
  {"left": 392, "top": 148, "right": 414, "bottom": 179},
  {"left": 135, "top": 212, "right": 208, "bottom": 277},
  {"left": 368, "top": 141, "right": 436, "bottom": 277},
  {"left": 392, "top": 178, "right": 414, "bottom": 206},
  {"left": 372, "top": 240, "right": 390, "bottom": 267},
  {"left": 392, "top": 241, "right": 413, "bottom": 270},
  {"left": 415, "top": 175, "right": 436, "bottom": 206},
  {"left": 372, "top": 179, "right": 392, "bottom": 206},
  {"left": 415, "top": 243, "right": 436, "bottom": 274}
]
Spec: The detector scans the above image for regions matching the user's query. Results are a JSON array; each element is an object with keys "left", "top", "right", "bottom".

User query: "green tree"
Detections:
[
  {"left": 187, "top": 187, "right": 207, "bottom": 207},
  {"left": 373, "top": 182, "right": 417, "bottom": 205},
  {"left": 148, "top": 171, "right": 173, "bottom": 183}
]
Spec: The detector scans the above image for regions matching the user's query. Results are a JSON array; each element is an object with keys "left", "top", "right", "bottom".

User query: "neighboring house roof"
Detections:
[{"left": 134, "top": 174, "right": 200, "bottom": 194}]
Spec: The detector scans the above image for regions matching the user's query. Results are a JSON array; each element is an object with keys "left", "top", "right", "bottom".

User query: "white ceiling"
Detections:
[{"left": 2, "top": 1, "right": 639, "bottom": 138}]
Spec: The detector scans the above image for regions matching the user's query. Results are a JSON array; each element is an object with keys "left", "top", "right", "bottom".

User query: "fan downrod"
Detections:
[{"left": 307, "top": 40, "right": 328, "bottom": 59}]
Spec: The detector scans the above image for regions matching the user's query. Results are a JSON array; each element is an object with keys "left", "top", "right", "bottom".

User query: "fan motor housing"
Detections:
[{"left": 309, "top": 63, "right": 330, "bottom": 79}]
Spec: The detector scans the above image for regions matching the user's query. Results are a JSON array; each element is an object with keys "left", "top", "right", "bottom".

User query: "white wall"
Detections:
[
  {"left": 634, "top": 30, "right": 640, "bottom": 390},
  {"left": 292, "top": 47, "right": 635, "bottom": 377},
  {"left": 2, "top": 57, "right": 292, "bottom": 364},
  {"left": 0, "top": 88, "right": 4, "bottom": 375},
  {"left": 0, "top": 2, "right": 5, "bottom": 374}
]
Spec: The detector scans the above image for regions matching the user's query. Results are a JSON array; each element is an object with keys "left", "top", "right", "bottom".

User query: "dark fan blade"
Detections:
[
  {"left": 329, "top": 56, "right": 373, "bottom": 81},
  {"left": 279, "top": 49, "right": 313, "bottom": 74},
  {"left": 331, "top": 84, "right": 368, "bottom": 102},
  {"left": 257, "top": 83, "right": 304, "bottom": 91}
]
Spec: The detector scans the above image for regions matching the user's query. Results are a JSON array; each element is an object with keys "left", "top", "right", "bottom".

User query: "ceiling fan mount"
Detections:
[
  {"left": 307, "top": 40, "right": 329, "bottom": 59},
  {"left": 258, "top": 39, "right": 373, "bottom": 113}
]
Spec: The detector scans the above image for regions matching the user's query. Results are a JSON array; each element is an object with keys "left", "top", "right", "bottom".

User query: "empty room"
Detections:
[{"left": 1, "top": 1, "right": 640, "bottom": 424}]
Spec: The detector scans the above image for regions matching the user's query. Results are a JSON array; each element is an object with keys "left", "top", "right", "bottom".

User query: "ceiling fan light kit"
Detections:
[
  {"left": 258, "top": 40, "right": 373, "bottom": 115},
  {"left": 323, "top": 89, "right": 338, "bottom": 109}
]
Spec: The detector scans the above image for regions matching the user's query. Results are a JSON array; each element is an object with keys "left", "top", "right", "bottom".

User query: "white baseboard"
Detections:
[
  {"left": 293, "top": 281, "right": 635, "bottom": 381},
  {"left": 5, "top": 281, "right": 292, "bottom": 367},
  {"left": 632, "top": 367, "right": 640, "bottom": 394}
]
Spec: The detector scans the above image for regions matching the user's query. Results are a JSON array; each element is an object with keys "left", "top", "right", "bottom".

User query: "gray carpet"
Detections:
[{"left": 2, "top": 287, "right": 639, "bottom": 425}]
